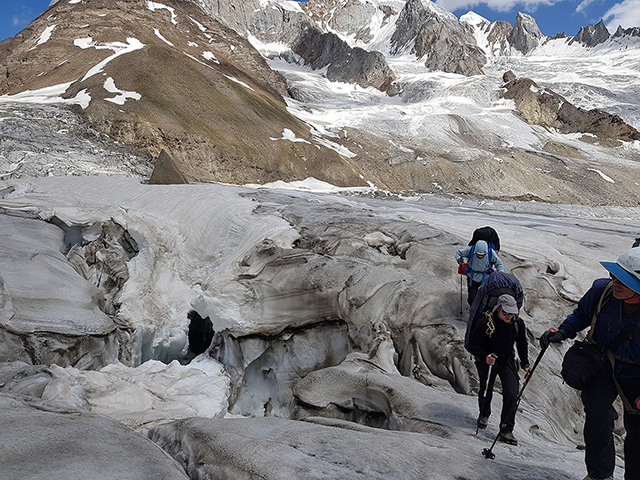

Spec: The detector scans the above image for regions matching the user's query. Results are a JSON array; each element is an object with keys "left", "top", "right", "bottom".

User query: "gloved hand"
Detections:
[
  {"left": 458, "top": 262, "right": 469, "bottom": 275},
  {"left": 539, "top": 329, "right": 566, "bottom": 349}
]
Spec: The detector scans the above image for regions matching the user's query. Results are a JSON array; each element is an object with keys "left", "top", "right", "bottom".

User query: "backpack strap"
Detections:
[
  {"left": 467, "top": 244, "right": 495, "bottom": 286},
  {"left": 586, "top": 280, "right": 613, "bottom": 342}
]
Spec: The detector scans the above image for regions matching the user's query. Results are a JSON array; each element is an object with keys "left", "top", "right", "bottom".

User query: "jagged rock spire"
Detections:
[{"left": 507, "top": 12, "right": 543, "bottom": 54}]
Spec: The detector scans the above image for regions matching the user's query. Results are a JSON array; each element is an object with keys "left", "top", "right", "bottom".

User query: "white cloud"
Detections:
[
  {"left": 576, "top": 0, "right": 596, "bottom": 13},
  {"left": 436, "top": 0, "right": 557, "bottom": 13},
  {"left": 603, "top": 0, "right": 640, "bottom": 31}
]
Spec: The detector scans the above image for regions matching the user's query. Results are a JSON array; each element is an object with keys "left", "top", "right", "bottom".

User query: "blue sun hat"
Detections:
[{"left": 600, "top": 247, "right": 640, "bottom": 294}]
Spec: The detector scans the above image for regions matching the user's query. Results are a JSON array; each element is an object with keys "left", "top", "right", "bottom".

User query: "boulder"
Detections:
[
  {"left": 0, "top": 393, "right": 190, "bottom": 480},
  {"left": 149, "top": 150, "right": 189, "bottom": 185}
]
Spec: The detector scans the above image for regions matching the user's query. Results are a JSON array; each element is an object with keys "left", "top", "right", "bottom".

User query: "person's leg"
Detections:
[
  {"left": 476, "top": 360, "right": 497, "bottom": 418},
  {"left": 581, "top": 371, "right": 619, "bottom": 480},
  {"left": 497, "top": 363, "right": 520, "bottom": 432},
  {"left": 618, "top": 378, "right": 640, "bottom": 480},
  {"left": 467, "top": 280, "right": 480, "bottom": 306}
]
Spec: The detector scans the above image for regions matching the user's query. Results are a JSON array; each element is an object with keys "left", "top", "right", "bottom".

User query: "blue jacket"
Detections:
[
  {"left": 455, "top": 240, "right": 504, "bottom": 284},
  {"left": 558, "top": 278, "right": 640, "bottom": 378}
]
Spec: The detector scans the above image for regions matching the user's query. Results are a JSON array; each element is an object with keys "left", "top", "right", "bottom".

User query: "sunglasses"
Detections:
[
  {"left": 610, "top": 273, "right": 620, "bottom": 282},
  {"left": 476, "top": 253, "right": 486, "bottom": 258}
]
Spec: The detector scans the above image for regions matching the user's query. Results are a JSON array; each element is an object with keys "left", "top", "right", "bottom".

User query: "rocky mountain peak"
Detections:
[
  {"left": 613, "top": 25, "right": 640, "bottom": 38},
  {"left": 571, "top": 20, "right": 610, "bottom": 47},
  {"left": 390, "top": 0, "right": 486, "bottom": 75},
  {"left": 198, "top": 0, "right": 395, "bottom": 92},
  {"left": 507, "top": 12, "right": 543, "bottom": 54}
]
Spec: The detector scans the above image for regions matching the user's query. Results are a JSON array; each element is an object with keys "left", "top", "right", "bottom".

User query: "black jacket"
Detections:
[{"left": 468, "top": 311, "right": 529, "bottom": 369}]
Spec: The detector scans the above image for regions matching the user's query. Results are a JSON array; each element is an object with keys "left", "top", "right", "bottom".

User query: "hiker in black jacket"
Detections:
[{"left": 468, "top": 294, "right": 530, "bottom": 445}]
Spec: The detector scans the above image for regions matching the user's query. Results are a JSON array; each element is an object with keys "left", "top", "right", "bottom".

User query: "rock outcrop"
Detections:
[
  {"left": 571, "top": 20, "right": 610, "bottom": 47},
  {"left": 148, "top": 150, "right": 189, "bottom": 185},
  {"left": 199, "top": 0, "right": 396, "bottom": 92},
  {"left": 507, "top": 12, "right": 543, "bottom": 54},
  {"left": 292, "top": 28, "right": 395, "bottom": 92},
  {"left": 502, "top": 74, "right": 640, "bottom": 142},
  {"left": 613, "top": 26, "right": 640, "bottom": 38},
  {"left": 390, "top": 0, "right": 486, "bottom": 75}
]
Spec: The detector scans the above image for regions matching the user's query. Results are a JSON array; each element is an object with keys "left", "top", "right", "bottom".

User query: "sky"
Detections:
[
  {"left": 0, "top": 0, "right": 638, "bottom": 42},
  {"left": 436, "top": 0, "right": 640, "bottom": 36}
]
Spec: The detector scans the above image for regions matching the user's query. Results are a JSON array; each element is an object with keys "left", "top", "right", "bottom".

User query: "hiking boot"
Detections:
[
  {"left": 477, "top": 416, "right": 489, "bottom": 429},
  {"left": 583, "top": 476, "right": 614, "bottom": 480},
  {"left": 498, "top": 431, "right": 518, "bottom": 446}
]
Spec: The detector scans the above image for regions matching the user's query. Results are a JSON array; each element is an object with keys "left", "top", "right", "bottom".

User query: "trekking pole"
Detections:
[
  {"left": 482, "top": 329, "right": 556, "bottom": 460},
  {"left": 476, "top": 355, "right": 496, "bottom": 435},
  {"left": 460, "top": 274, "right": 463, "bottom": 315}
]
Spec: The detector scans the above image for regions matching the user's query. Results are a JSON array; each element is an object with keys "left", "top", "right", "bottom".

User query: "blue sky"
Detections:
[
  {"left": 436, "top": 0, "right": 640, "bottom": 37},
  {"left": 1, "top": 0, "right": 638, "bottom": 42},
  {"left": 1, "top": 0, "right": 52, "bottom": 42}
]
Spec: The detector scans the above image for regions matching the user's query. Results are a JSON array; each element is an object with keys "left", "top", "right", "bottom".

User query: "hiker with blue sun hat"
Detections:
[{"left": 540, "top": 247, "right": 640, "bottom": 480}]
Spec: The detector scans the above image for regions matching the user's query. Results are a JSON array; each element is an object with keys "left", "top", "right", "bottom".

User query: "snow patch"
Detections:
[
  {"left": 147, "top": 1, "right": 177, "bottom": 25},
  {"left": 223, "top": 74, "right": 255, "bottom": 92},
  {"left": 202, "top": 51, "right": 219, "bottom": 64},
  {"left": 245, "top": 176, "right": 373, "bottom": 194},
  {"left": 270, "top": 128, "right": 311, "bottom": 144},
  {"left": 30, "top": 25, "right": 56, "bottom": 50},
  {"left": 0, "top": 82, "right": 91, "bottom": 109},
  {"left": 74, "top": 37, "right": 145, "bottom": 82},
  {"left": 188, "top": 16, "right": 212, "bottom": 41},
  {"left": 103, "top": 77, "right": 141, "bottom": 105},
  {"left": 184, "top": 52, "right": 215, "bottom": 70},
  {"left": 588, "top": 168, "right": 615, "bottom": 183},
  {"left": 153, "top": 28, "right": 174, "bottom": 47}
]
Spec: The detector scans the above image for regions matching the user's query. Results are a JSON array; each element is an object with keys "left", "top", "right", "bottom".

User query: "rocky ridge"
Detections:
[
  {"left": 0, "top": 0, "right": 367, "bottom": 187},
  {"left": 502, "top": 71, "right": 640, "bottom": 143}
]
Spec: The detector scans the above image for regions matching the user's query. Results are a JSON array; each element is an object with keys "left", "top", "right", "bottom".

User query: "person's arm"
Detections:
[
  {"left": 557, "top": 278, "right": 609, "bottom": 339},
  {"left": 515, "top": 318, "right": 530, "bottom": 369},
  {"left": 492, "top": 251, "right": 504, "bottom": 272},
  {"left": 456, "top": 246, "right": 471, "bottom": 263},
  {"left": 467, "top": 313, "right": 490, "bottom": 360}
]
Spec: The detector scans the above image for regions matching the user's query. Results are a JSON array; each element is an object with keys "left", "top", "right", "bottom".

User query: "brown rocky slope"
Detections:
[{"left": 0, "top": 0, "right": 367, "bottom": 187}]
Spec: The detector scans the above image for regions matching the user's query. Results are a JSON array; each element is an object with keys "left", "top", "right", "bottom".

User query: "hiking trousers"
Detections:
[
  {"left": 581, "top": 371, "right": 640, "bottom": 480},
  {"left": 467, "top": 280, "right": 481, "bottom": 306},
  {"left": 475, "top": 359, "right": 519, "bottom": 432}
]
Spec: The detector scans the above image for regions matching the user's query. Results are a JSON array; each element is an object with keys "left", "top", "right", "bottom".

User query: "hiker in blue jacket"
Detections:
[
  {"left": 456, "top": 240, "right": 504, "bottom": 306},
  {"left": 540, "top": 247, "right": 640, "bottom": 480}
]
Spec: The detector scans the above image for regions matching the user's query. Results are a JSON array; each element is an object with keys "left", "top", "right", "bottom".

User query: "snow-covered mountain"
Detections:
[{"left": 1, "top": 0, "right": 639, "bottom": 204}]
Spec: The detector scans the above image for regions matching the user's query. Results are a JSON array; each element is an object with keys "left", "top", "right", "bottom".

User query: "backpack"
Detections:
[
  {"left": 464, "top": 271, "right": 524, "bottom": 352},
  {"left": 468, "top": 226, "right": 500, "bottom": 252}
]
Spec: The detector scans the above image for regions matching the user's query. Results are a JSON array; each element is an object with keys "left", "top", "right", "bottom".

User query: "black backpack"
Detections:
[
  {"left": 468, "top": 226, "right": 500, "bottom": 252},
  {"left": 464, "top": 272, "right": 523, "bottom": 352}
]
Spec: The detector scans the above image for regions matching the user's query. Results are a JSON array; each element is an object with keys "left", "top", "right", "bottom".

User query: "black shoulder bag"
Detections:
[
  {"left": 561, "top": 281, "right": 640, "bottom": 412},
  {"left": 560, "top": 282, "right": 612, "bottom": 391}
]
